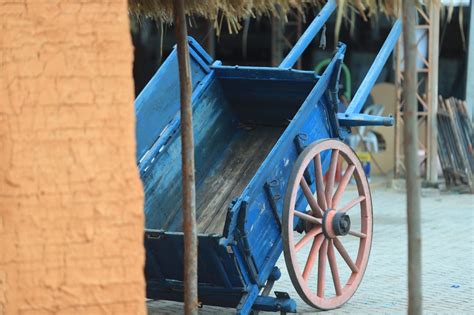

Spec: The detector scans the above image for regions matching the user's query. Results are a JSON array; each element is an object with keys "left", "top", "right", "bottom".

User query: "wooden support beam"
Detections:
[
  {"left": 271, "top": 5, "right": 284, "bottom": 67},
  {"left": 427, "top": 0, "right": 440, "bottom": 184},
  {"left": 173, "top": 1, "right": 198, "bottom": 314},
  {"left": 402, "top": 1, "right": 423, "bottom": 314},
  {"left": 206, "top": 19, "right": 216, "bottom": 59}
]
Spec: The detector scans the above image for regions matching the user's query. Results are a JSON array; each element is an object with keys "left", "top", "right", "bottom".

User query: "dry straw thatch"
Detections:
[{"left": 128, "top": 1, "right": 402, "bottom": 34}]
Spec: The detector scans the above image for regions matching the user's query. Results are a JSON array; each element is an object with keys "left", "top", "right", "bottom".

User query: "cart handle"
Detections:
[{"left": 278, "top": 0, "right": 337, "bottom": 69}]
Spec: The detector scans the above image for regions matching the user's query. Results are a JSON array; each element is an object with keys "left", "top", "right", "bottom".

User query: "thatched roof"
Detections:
[{"left": 129, "top": 1, "right": 401, "bottom": 33}]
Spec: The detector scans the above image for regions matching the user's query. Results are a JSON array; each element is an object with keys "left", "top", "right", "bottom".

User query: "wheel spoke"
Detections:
[
  {"left": 313, "top": 154, "right": 327, "bottom": 210},
  {"left": 300, "top": 178, "right": 324, "bottom": 217},
  {"left": 325, "top": 149, "right": 339, "bottom": 209},
  {"left": 294, "top": 210, "right": 322, "bottom": 225},
  {"left": 348, "top": 230, "right": 367, "bottom": 239},
  {"left": 327, "top": 239, "right": 342, "bottom": 296},
  {"left": 332, "top": 165, "right": 355, "bottom": 210},
  {"left": 303, "top": 234, "right": 324, "bottom": 280},
  {"left": 317, "top": 239, "right": 328, "bottom": 297},
  {"left": 295, "top": 227, "right": 322, "bottom": 252},
  {"left": 333, "top": 237, "right": 359, "bottom": 273},
  {"left": 339, "top": 196, "right": 366, "bottom": 213}
]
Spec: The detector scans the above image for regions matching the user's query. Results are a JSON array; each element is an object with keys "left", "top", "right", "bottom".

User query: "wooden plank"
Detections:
[
  {"left": 196, "top": 127, "right": 283, "bottom": 234},
  {"left": 437, "top": 96, "right": 474, "bottom": 192},
  {"left": 445, "top": 98, "right": 474, "bottom": 191}
]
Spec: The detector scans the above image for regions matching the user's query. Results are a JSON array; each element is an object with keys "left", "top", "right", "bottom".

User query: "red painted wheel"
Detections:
[{"left": 282, "top": 139, "right": 372, "bottom": 310}]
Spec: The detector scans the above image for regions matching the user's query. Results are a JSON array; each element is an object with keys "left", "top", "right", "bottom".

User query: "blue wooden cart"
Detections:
[{"left": 136, "top": 1, "right": 401, "bottom": 313}]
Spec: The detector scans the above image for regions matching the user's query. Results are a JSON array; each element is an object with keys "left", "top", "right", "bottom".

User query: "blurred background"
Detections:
[{"left": 130, "top": 8, "right": 468, "bottom": 99}]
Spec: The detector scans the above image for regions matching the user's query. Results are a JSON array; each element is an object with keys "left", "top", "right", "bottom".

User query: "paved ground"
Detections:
[{"left": 148, "top": 184, "right": 474, "bottom": 314}]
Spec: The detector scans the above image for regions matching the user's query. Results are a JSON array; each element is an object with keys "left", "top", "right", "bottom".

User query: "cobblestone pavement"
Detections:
[{"left": 148, "top": 185, "right": 474, "bottom": 314}]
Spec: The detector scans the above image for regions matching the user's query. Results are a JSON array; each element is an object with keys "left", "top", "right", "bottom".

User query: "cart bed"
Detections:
[
  {"left": 137, "top": 47, "right": 318, "bottom": 234},
  {"left": 197, "top": 126, "right": 283, "bottom": 233}
]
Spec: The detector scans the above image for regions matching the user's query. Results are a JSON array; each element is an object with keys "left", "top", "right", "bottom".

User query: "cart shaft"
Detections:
[{"left": 278, "top": 0, "right": 337, "bottom": 69}]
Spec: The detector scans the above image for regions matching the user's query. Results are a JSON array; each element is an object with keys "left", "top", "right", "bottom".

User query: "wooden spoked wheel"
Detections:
[{"left": 282, "top": 139, "right": 372, "bottom": 310}]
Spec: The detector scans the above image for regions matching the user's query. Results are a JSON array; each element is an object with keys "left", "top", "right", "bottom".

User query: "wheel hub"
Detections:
[{"left": 323, "top": 210, "right": 351, "bottom": 238}]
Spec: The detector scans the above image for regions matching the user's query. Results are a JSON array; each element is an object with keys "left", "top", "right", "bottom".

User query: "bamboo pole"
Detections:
[
  {"left": 173, "top": 0, "right": 198, "bottom": 314},
  {"left": 402, "top": 1, "right": 422, "bottom": 314}
]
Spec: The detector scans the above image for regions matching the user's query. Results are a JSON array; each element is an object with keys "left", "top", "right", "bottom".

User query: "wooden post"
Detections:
[
  {"left": 427, "top": 0, "right": 440, "bottom": 184},
  {"left": 296, "top": 12, "right": 303, "bottom": 69},
  {"left": 402, "top": 1, "right": 422, "bottom": 314},
  {"left": 206, "top": 19, "right": 216, "bottom": 59},
  {"left": 271, "top": 6, "right": 284, "bottom": 67},
  {"left": 173, "top": 1, "right": 198, "bottom": 314},
  {"left": 395, "top": 38, "right": 402, "bottom": 178}
]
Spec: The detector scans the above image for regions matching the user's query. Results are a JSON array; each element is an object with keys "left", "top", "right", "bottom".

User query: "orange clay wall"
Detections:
[{"left": 0, "top": 1, "right": 145, "bottom": 314}]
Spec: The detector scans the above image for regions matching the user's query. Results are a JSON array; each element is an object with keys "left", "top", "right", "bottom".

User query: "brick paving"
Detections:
[{"left": 148, "top": 185, "right": 474, "bottom": 314}]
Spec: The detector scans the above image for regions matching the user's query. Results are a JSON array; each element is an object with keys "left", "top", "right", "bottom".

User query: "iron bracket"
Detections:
[
  {"left": 222, "top": 197, "right": 240, "bottom": 241},
  {"left": 264, "top": 179, "right": 282, "bottom": 228},
  {"left": 293, "top": 133, "right": 313, "bottom": 184},
  {"left": 236, "top": 200, "right": 261, "bottom": 285}
]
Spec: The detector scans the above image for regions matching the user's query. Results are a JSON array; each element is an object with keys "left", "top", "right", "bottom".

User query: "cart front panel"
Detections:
[{"left": 145, "top": 231, "right": 246, "bottom": 307}]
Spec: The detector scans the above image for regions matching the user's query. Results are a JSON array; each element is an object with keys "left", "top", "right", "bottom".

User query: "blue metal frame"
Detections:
[{"left": 137, "top": 2, "right": 402, "bottom": 312}]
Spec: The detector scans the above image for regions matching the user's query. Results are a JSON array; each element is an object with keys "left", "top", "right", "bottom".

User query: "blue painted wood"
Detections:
[
  {"left": 137, "top": 41, "right": 344, "bottom": 313},
  {"left": 140, "top": 64, "right": 323, "bottom": 232},
  {"left": 136, "top": 17, "right": 400, "bottom": 313},
  {"left": 252, "top": 296, "right": 297, "bottom": 312},
  {"left": 145, "top": 231, "right": 244, "bottom": 288},
  {"left": 138, "top": 70, "right": 216, "bottom": 177},
  {"left": 213, "top": 65, "right": 318, "bottom": 79},
  {"left": 135, "top": 39, "right": 212, "bottom": 162},
  {"left": 216, "top": 69, "right": 317, "bottom": 125},
  {"left": 225, "top": 51, "right": 342, "bottom": 284},
  {"left": 188, "top": 36, "right": 213, "bottom": 65},
  {"left": 236, "top": 285, "right": 260, "bottom": 315},
  {"left": 337, "top": 113, "right": 394, "bottom": 126},
  {"left": 145, "top": 238, "right": 245, "bottom": 308},
  {"left": 141, "top": 77, "right": 237, "bottom": 230}
]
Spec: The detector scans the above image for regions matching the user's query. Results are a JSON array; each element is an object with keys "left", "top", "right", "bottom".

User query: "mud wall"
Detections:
[{"left": 0, "top": 1, "right": 145, "bottom": 314}]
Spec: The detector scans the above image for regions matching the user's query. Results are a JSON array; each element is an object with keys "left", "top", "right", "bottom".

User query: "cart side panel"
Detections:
[
  {"left": 142, "top": 79, "right": 238, "bottom": 230},
  {"left": 135, "top": 42, "right": 212, "bottom": 161},
  {"left": 222, "top": 54, "right": 342, "bottom": 285},
  {"left": 243, "top": 99, "right": 332, "bottom": 280}
]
